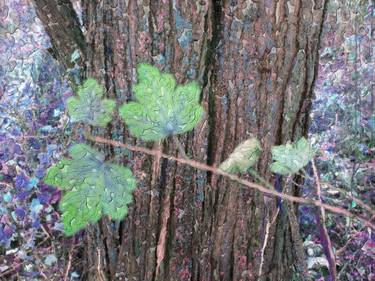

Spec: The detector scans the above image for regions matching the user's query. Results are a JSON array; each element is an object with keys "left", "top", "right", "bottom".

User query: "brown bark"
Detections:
[
  {"left": 32, "top": 0, "right": 86, "bottom": 69},
  {"left": 33, "top": 0, "right": 327, "bottom": 280}
]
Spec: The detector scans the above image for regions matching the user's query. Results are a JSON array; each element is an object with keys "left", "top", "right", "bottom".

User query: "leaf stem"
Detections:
[{"left": 86, "top": 134, "right": 375, "bottom": 230}]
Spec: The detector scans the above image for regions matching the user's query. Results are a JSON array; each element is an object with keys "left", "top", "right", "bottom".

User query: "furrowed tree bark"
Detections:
[
  {"left": 33, "top": 0, "right": 327, "bottom": 280},
  {"left": 32, "top": 0, "right": 86, "bottom": 69}
]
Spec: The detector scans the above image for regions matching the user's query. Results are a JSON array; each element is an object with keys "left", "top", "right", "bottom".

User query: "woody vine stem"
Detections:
[
  {"left": 45, "top": 64, "right": 374, "bottom": 240},
  {"left": 86, "top": 134, "right": 375, "bottom": 230}
]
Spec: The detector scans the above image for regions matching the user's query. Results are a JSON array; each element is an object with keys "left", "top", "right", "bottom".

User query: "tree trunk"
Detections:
[{"left": 33, "top": 0, "right": 327, "bottom": 280}]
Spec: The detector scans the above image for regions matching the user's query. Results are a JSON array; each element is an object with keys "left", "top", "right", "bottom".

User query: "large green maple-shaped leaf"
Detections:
[
  {"left": 119, "top": 64, "right": 204, "bottom": 141},
  {"left": 270, "top": 137, "right": 315, "bottom": 175},
  {"left": 219, "top": 138, "right": 262, "bottom": 174},
  {"left": 44, "top": 144, "right": 136, "bottom": 235},
  {"left": 67, "top": 78, "right": 116, "bottom": 127}
]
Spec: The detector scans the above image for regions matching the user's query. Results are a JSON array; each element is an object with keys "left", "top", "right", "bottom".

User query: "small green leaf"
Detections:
[
  {"left": 119, "top": 64, "right": 204, "bottom": 141},
  {"left": 219, "top": 138, "right": 262, "bottom": 174},
  {"left": 270, "top": 137, "right": 315, "bottom": 175},
  {"left": 67, "top": 78, "right": 116, "bottom": 127},
  {"left": 44, "top": 144, "right": 136, "bottom": 235}
]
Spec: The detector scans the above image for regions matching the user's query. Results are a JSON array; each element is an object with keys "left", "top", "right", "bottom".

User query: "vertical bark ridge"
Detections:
[{"left": 32, "top": 0, "right": 86, "bottom": 69}]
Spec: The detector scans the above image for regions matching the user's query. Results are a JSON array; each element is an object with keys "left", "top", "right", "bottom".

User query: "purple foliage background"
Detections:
[
  {"left": 303, "top": 1, "right": 374, "bottom": 280},
  {"left": 0, "top": 0, "right": 374, "bottom": 280},
  {"left": 0, "top": 1, "right": 79, "bottom": 279}
]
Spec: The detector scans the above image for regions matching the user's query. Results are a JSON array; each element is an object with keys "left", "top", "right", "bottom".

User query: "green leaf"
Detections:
[
  {"left": 44, "top": 144, "right": 104, "bottom": 189},
  {"left": 67, "top": 78, "right": 116, "bottom": 127},
  {"left": 119, "top": 64, "right": 204, "bottom": 141},
  {"left": 102, "top": 165, "right": 136, "bottom": 220},
  {"left": 219, "top": 138, "right": 262, "bottom": 173},
  {"left": 270, "top": 137, "right": 315, "bottom": 175},
  {"left": 60, "top": 181, "right": 102, "bottom": 236},
  {"left": 44, "top": 144, "right": 136, "bottom": 235},
  {"left": 269, "top": 162, "right": 291, "bottom": 175}
]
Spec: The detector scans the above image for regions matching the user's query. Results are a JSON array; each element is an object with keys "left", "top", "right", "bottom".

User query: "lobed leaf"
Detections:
[
  {"left": 219, "top": 138, "right": 262, "bottom": 174},
  {"left": 270, "top": 137, "right": 315, "bottom": 175},
  {"left": 67, "top": 78, "right": 116, "bottom": 127},
  {"left": 44, "top": 144, "right": 136, "bottom": 235},
  {"left": 119, "top": 64, "right": 204, "bottom": 141}
]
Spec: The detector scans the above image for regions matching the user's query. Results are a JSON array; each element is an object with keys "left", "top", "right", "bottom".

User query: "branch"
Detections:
[
  {"left": 32, "top": 0, "right": 86, "bottom": 69},
  {"left": 63, "top": 243, "right": 74, "bottom": 281},
  {"left": 321, "top": 182, "right": 375, "bottom": 216},
  {"left": 335, "top": 214, "right": 375, "bottom": 257},
  {"left": 258, "top": 209, "right": 279, "bottom": 278},
  {"left": 87, "top": 135, "right": 375, "bottom": 230},
  {"left": 312, "top": 159, "right": 337, "bottom": 281}
]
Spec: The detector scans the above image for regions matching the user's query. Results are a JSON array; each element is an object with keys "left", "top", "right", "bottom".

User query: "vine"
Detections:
[{"left": 44, "top": 63, "right": 375, "bottom": 236}]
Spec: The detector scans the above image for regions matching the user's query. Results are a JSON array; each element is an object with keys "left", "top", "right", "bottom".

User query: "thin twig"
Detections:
[
  {"left": 337, "top": 237, "right": 367, "bottom": 279},
  {"left": 321, "top": 182, "right": 375, "bottom": 216},
  {"left": 312, "top": 159, "right": 337, "bottom": 281},
  {"left": 0, "top": 234, "right": 56, "bottom": 278},
  {"left": 33, "top": 252, "right": 49, "bottom": 280},
  {"left": 87, "top": 135, "right": 375, "bottom": 230},
  {"left": 335, "top": 214, "right": 375, "bottom": 257},
  {"left": 258, "top": 208, "right": 279, "bottom": 278},
  {"left": 0, "top": 181, "right": 14, "bottom": 188},
  {"left": 97, "top": 247, "right": 106, "bottom": 281},
  {"left": 64, "top": 244, "right": 74, "bottom": 281}
]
